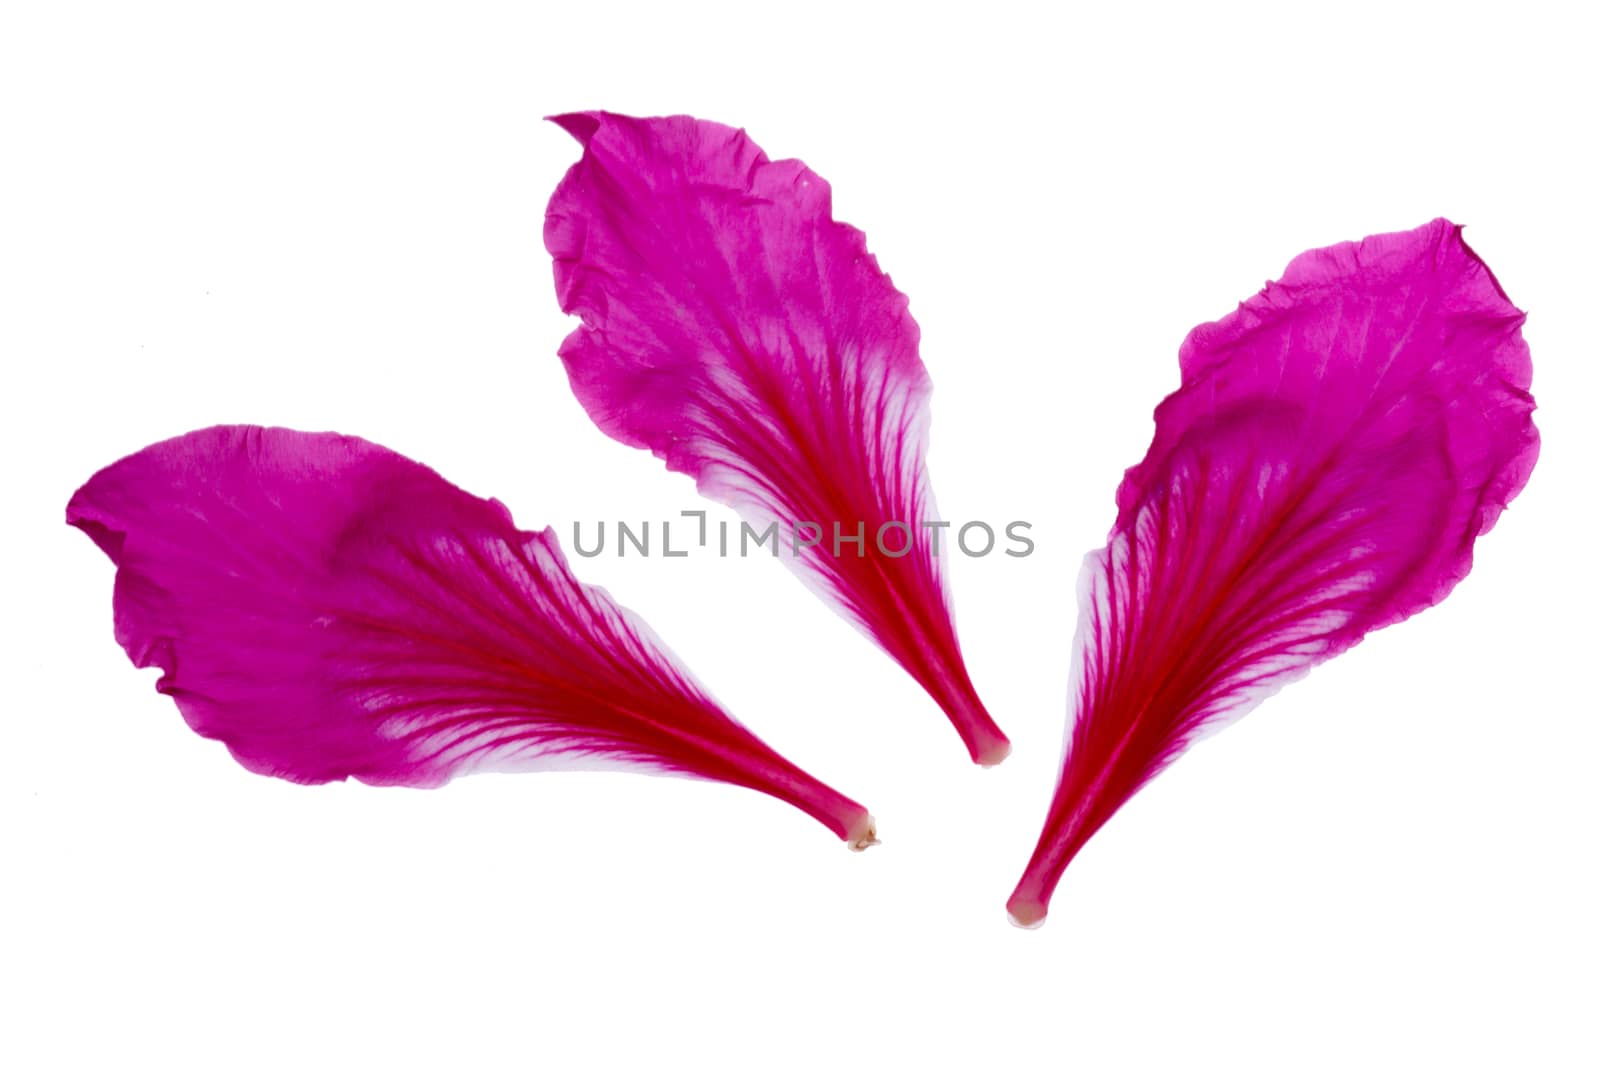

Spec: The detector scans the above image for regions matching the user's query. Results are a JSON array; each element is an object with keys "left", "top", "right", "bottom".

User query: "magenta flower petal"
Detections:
[
  {"left": 544, "top": 112, "right": 1008, "bottom": 764},
  {"left": 67, "top": 426, "right": 875, "bottom": 847},
  {"left": 1008, "top": 220, "right": 1539, "bottom": 927}
]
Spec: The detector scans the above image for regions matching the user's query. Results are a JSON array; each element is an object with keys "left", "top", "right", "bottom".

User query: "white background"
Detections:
[{"left": 4, "top": 2, "right": 1596, "bottom": 1065}]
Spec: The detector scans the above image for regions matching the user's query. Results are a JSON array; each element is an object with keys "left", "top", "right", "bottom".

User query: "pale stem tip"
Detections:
[
  {"left": 1006, "top": 899, "right": 1048, "bottom": 930},
  {"left": 847, "top": 815, "right": 879, "bottom": 852},
  {"left": 976, "top": 738, "right": 1012, "bottom": 767}
]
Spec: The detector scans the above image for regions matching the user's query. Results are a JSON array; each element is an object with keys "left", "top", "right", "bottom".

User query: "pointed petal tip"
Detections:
[
  {"left": 547, "top": 111, "right": 602, "bottom": 145},
  {"left": 65, "top": 509, "right": 126, "bottom": 563}
]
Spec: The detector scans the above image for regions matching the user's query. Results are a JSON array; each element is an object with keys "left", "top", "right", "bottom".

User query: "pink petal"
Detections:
[
  {"left": 67, "top": 426, "right": 875, "bottom": 847},
  {"left": 544, "top": 112, "right": 1008, "bottom": 764},
  {"left": 1008, "top": 220, "right": 1539, "bottom": 927}
]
